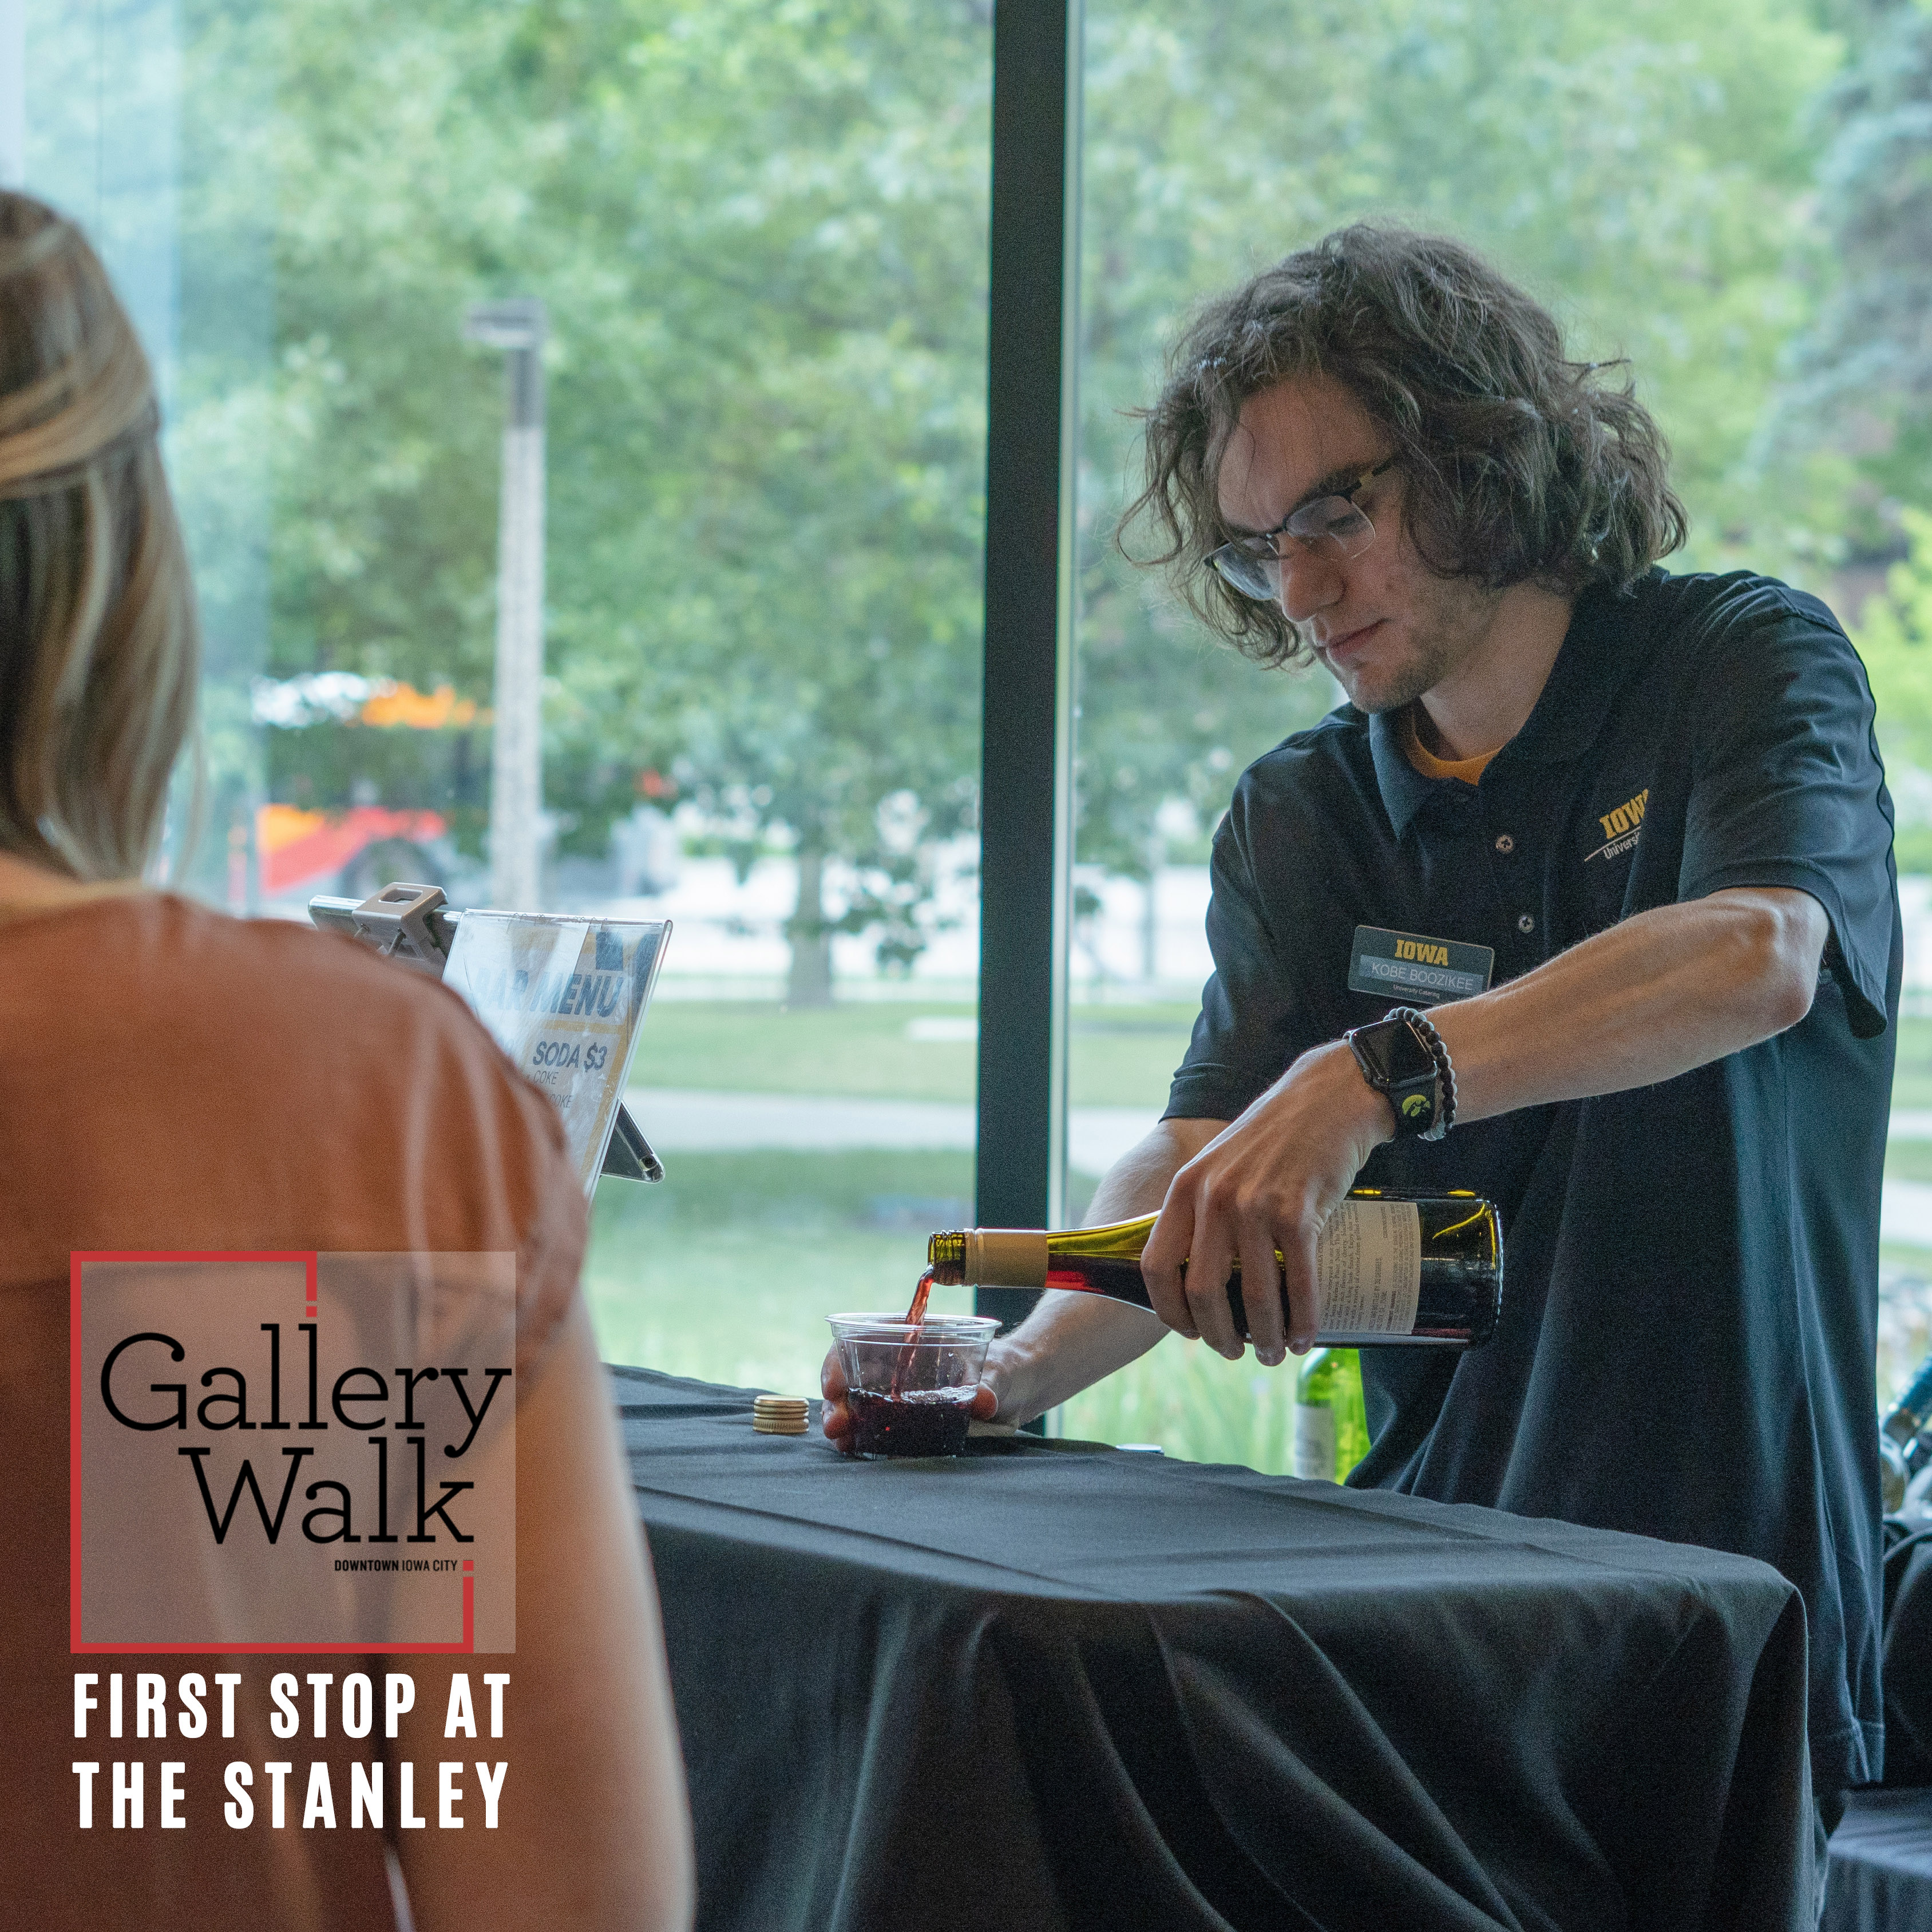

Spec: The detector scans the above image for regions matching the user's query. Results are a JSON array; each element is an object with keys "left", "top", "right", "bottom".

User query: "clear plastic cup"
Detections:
[{"left": 828, "top": 1313, "right": 998, "bottom": 1459}]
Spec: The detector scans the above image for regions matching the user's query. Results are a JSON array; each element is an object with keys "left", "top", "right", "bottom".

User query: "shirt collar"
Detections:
[
  {"left": 1369, "top": 708, "right": 1438, "bottom": 840},
  {"left": 1502, "top": 574, "right": 1655, "bottom": 765},
  {"left": 1367, "top": 573, "right": 1658, "bottom": 837}
]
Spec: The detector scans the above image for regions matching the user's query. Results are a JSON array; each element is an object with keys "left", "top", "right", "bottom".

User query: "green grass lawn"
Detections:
[
  {"left": 1059, "top": 1342, "right": 1303, "bottom": 1474},
  {"left": 1891, "top": 1016, "right": 1932, "bottom": 1110},
  {"left": 584, "top": 1150, "right": 979, "bottom": 1399},
  {"left": 632, "top": 1002, "right": 1932, "bottom": 1108},
  {"left": 630, "top": 997, "right": 1198, "bottom": 1110},
  {"left": 584, "top": 1137, "right": 1932, "bottom": 1467}
]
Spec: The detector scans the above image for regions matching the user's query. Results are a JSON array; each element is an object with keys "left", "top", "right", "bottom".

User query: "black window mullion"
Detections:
[{"left": 976, "top": 0, "right": 1084, "bottom": 1339}]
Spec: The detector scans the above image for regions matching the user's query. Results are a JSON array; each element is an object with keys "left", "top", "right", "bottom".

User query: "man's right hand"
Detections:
[{"left": 819, "top": 1345, "right": 1001, "bottom": 1454}]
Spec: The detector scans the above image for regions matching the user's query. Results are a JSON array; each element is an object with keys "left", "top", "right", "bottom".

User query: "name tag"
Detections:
[{"left": 1348, "top": 925, "right": 1494, "bottom": 1005}]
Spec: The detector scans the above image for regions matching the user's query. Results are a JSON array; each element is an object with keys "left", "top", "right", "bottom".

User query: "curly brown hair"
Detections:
[{"left": 1119, "top": 225, "right": 1688, "bottom": 670}]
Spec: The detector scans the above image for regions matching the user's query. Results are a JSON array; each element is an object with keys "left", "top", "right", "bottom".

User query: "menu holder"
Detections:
[{"left": 308, "top": 884, "right": 668, "bottom": 1189}]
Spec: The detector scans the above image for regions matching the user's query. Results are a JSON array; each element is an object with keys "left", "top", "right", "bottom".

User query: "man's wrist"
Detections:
[
  {"left": 1310, "top": 1037, "right": 1399, "bottom": 1146},
  {"left": 1343, "top": 1009, "right": 1454, "bottom": 1141}
]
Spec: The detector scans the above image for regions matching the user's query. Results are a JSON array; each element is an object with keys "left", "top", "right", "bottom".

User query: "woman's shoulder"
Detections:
[
  {"left": 126, "top": 890, "right": 557, "bottom": 1133},
  {"left": 0, "top": 893, "right": 585, "bottom": 1319},
  {"left": 13, "top": 890, "right": 498, "bottom": 1055},
  {"left": 81, "top": 888, "right": 455, "bottom": 991}
]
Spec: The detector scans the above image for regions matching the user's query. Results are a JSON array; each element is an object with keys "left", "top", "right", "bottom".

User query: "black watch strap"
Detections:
[{"left": 1345, "top": 1008, "right": 1451, "bottom": 1141}]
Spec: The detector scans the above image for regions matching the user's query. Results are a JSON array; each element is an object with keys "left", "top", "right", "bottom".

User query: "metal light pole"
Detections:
[{"left": 464, "top": 296, "right": 548, "bottom": 910}]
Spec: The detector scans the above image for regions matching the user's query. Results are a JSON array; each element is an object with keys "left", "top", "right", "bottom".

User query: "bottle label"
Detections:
[
  {"left": 1315, "top": 1199, "right": 1422, "bottom": 1335},
  {"left": 1293, "top": 1403, "right": 1338, "bottom": 1482}
]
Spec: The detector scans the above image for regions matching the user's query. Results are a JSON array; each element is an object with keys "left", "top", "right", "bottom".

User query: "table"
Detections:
[
  {"left": 616, "top": 1366, "right": 1814, "bottom": 1932},
  {"left": 1824, "top": 1788, "right": 1932, "bottom": 1931}
]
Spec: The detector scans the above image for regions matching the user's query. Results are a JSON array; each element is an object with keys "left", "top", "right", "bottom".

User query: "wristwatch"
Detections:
[{"left": 1345, "top": 1008, "right": 1454, "bottom": 1142}]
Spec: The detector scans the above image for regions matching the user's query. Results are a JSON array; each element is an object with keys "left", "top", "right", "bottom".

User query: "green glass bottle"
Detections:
[
  {"left": 927, "top": 1190, "right": 1503, "bottom": 1348},
  {"left": 1880, "top": 1352, "right": 1932, "bottom": 1513},
  {"left": 1293, "top": 1347, "right": 1370, "bottom": 1483}
]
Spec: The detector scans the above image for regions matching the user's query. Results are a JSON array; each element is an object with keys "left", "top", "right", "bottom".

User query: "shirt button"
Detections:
[
  {"left": 1494, "top": 834, "right": 1515, "bottom": 854},
  {"left": 1517, "top": 913, "right": 1535, "bottom": 935}
]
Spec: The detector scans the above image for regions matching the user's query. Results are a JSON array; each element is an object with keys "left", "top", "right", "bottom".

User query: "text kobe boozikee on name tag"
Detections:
[{"left": 1348, "top": 924, "right": 1493, "bottom": 1006}]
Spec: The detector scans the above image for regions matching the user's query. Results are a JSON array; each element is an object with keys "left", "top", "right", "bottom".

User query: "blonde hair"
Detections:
[{"left": 0, "top": 191, "right": 197, "bottom": 880}]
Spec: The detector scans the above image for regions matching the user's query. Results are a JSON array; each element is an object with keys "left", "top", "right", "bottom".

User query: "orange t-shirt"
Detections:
[
  {"left": 0, "top": 894, "right": 586, "bottom": 1930},
  {"left": 1399, "top": 705, "right": 1499, "bottom": 785}
]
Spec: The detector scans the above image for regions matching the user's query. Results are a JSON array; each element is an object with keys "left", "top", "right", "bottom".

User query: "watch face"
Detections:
[
  {"left": 1349, "top": 1015, "right": 1442, "bottom": 1139},
  {"left": 1362, "top": 1016, "right": 1434, "bottom": 1086},
  {"left": 1385, "top": 1020, "right": 1439, "bottom": 1084}
]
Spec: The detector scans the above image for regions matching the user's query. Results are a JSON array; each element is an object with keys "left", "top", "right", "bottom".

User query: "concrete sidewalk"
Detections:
[{"left": 626, "top": 1087, "right": 1149, "bottom": 1176}]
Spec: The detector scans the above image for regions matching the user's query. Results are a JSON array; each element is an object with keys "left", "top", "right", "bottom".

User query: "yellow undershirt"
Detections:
[{"left": 1400, "top": 706, "right": 1499, "bottom": 786}]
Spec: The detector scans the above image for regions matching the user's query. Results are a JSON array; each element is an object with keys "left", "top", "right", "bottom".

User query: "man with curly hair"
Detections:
[{"left": 830, "top": 225, "right": 1898, "bottom": 1880}]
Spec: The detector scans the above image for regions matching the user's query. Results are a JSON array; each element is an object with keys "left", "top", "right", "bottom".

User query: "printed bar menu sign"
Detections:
[{"left": 444, "top": 912, "right": 670, "bottom": 1196}]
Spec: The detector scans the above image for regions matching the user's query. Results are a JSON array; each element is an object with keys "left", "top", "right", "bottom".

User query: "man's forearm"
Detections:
[
  {"left": 1139, "top": 884, "right": 1831, "bottom": 1361},
  {"left": 983, "top": 1117, "right": 1226, "bottom": 1427},
  {"left": 1430, "top": 886, "right": 1827, "bottom": 1122}
]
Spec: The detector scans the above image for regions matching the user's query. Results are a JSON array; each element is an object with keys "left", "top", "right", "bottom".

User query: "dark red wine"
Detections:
[
  {"left": 848, "top": 1387, "right": 974, "bottom": 1458},
  {"left": 889, "top": 1266, "right": 936, "bottom": 1396},
  {"left": 902, "top": 1268, "right": 935, "bottom": 1328}
]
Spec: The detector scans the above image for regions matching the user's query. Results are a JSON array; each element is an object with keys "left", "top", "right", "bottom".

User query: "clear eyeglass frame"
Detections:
[{"left": 1208, "top": 454, "right": 1399, "bottom": 603}]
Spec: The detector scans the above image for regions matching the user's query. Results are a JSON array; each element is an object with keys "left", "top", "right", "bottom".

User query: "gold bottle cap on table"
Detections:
[{"left": 752, "top": 1394, "right": 811, "bottom": 1435}]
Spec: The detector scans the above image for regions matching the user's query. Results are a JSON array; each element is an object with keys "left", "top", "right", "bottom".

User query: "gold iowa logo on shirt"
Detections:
[{"left": 1585, "top": 787, "right": 1648, "bottom": 864}]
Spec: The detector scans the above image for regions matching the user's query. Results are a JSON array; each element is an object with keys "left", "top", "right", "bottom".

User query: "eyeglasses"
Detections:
[{"left": 1207, "top": 455, "right": 1399, "bottom": 604}]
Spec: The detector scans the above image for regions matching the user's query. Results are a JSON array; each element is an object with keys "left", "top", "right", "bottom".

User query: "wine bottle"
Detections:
[
  {"left": 927, "top": 1190, "right": 1502, "bottom": 1348},
  {"left": 1881, "top": 1353, "right": 1932, "bottom": 1513},
  {"left": 1293, "top": 1348, "right": 1371, "bottom": 1481}
]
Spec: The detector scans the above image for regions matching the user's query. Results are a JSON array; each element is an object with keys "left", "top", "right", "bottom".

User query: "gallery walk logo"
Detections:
[
  {"left": 1585, "top": 787, "right": 1649, "bottom": 865},
  {"left": 73, "top": 1252, "right": 517, "bottom": 1654}
]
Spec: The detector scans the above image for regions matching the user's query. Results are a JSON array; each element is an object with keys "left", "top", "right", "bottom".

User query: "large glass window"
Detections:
[
  {"left": 22, "top": 0, "right": 1932, "bottom": 1441},
  {"left": 19, "top": 0, "right": 992, "bottom": 1399},
  {"left": 1059, "top": 0, "right": 1932, "bottom": 1461}
]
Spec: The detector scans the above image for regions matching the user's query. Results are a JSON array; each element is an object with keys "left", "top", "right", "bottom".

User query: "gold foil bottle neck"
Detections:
[
  {"left": 927, "top": 1228, "right": 1051, "bottom": 1287},
  {"left": 927, "top": 1230, "right": 967, "bottom": 1285},
  {"left": 966, "top": 1228, "right": 1051, "bottom": 1288}
]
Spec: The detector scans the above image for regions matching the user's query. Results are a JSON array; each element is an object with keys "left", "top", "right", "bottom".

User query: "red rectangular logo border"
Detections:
[{"left": 71, "top": 1250, "right": 476, "bottom": 1656}]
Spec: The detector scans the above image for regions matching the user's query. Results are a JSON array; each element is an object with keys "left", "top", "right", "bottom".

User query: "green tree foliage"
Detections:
[
  {"left": 1071, "top": 0, "right": 1843, "bottom": 888},
  {"left": 1854, "top": 507, "right": 1932, "bottom": 867},
  {"left": 499, "top": 0, "right": 992, "bottom": 997},
  {"left": 172, "top": 0, "right": 992, "bottom": 989},
  {"left": 1774, "top": 0, "right": 1932, "bottom": 557},
  {"left": 141, "top": 0, "right": 1876, "bottom": 974},
  {"left": 1768, "top": 0, "right": 1932, "bottom": 822}
]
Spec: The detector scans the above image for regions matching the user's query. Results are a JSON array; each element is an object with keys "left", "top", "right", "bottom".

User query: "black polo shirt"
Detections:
[{"left": 1166, "top": 568, "right": 1901, "bottom": 1797}]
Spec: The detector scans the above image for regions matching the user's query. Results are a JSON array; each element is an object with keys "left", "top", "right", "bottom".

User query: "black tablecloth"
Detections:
[
  {"left": 615, "top": 1365, "right": 1814, "bottom": 1932},
  {"left": 1824, "top": 1788, "right": 1932, "bottom": 1932},
  {"left": 1885, "top": 1527, "right": 1932, "bottom": 1785}
]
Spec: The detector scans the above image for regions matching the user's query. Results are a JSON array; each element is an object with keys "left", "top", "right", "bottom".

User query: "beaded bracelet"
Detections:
[{"left": 1386, "top": 1004, "right": 1458, "bottom": 1137}]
